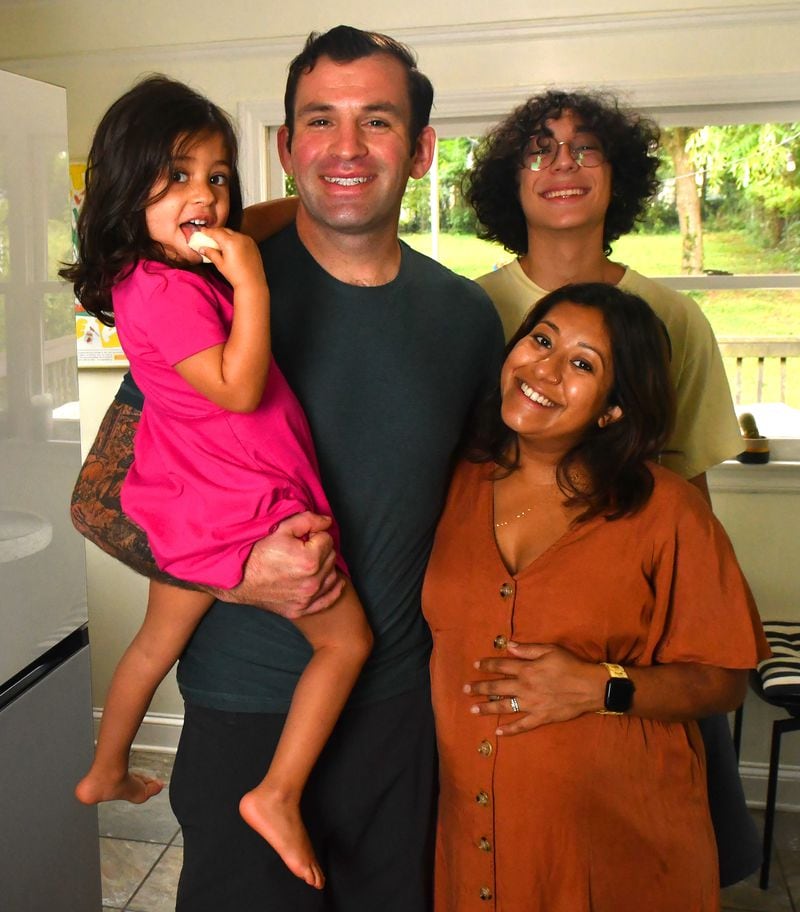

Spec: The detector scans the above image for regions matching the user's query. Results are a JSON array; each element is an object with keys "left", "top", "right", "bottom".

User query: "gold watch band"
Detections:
[{"left": 596, "top": 662, "right": 630, "bottom": 715}]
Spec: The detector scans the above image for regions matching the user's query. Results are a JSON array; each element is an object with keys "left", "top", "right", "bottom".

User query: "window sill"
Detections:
[{"left": 709, "top": 458, "right": 800, "bottom": 494}]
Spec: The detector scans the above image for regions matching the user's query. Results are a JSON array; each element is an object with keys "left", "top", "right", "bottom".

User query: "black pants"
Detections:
[
  {"left": 170, "top": 687, "right": 437, "bottom": 912},
  {"left": 700, "top": 713, "right": 761, "bottom": 887}
]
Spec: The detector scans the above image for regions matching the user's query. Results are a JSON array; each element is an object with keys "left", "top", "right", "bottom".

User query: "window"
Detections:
[
  {"left": 0, "top": 135, "right": 79, "bottom": 441},
  {"left": 398, "top": 115, "right": 800, "bottom": 454},
  {"left": 249, "top": 99, "right": 800, "bottom": 457}
]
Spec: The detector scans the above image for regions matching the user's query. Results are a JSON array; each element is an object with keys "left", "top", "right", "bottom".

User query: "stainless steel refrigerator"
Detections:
[{"left": 0, "top": 69, "right": 102, "bottom": 910}]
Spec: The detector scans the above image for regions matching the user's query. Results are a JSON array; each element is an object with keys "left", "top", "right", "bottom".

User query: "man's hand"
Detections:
[
  {"left": 73, "top": 400, "right": 343, "bottom": 616},
  {"left": 212, "top": 512, "right": 343, "bottom": 618}
]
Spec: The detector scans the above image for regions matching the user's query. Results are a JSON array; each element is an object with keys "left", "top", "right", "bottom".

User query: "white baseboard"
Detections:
[
  {"left": 93, "top": 709, "right": 182, "bottom": 755},
  {"left": 739, "top": 761, "right": 800, "bottom": 813},
  {"left": 92, "top": 709, "right": 800, "bottom": 811}
]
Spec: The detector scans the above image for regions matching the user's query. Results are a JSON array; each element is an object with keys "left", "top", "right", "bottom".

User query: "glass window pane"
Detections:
[
  {"left": 401, "top": 232, "right": 507, "bottom": 280},
  {"left": 275, "top": 121, "right": 800, "bottom": 442},
  {"left": 693, "top": 287, "right": 800, "bottom": 439},
  {"left": 622, "top": 121, "right": 799, "bottom": 278},
  {"left": 47, "top": 150, "right": 71, "bottom": 281},
  {"left": 42, "top": 291, "right": 78, "bottom": 411},
  {"left": 613, "top": 229, "right": 798, "bottom": 277},
  {"left": 400, "top": 136, "right": 508, "bottom": 279}
]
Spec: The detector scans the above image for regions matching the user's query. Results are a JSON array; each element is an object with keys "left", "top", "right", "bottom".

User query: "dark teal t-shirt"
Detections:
[{"left": 122, "top": 225, "right": 504, "bottom": 711}]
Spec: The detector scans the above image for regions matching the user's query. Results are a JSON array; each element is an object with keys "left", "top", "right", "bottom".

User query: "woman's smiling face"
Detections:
[{"left": 500, "top": 301, "right": 622, "bottom": 454}]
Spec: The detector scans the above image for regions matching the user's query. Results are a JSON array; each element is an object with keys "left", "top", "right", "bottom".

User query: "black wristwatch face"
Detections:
[{"left": 605, "top": 677, "right": 635, "bottom": 713}]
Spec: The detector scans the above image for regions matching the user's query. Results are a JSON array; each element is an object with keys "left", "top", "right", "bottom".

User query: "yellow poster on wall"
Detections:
[{"left": 70, "top": 162, "right": 128, "bottom": 367}]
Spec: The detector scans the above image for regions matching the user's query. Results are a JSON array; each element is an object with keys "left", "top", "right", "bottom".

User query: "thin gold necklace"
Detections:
[{"left": 494, "top": 505, "right": 535, "bottom": 528}]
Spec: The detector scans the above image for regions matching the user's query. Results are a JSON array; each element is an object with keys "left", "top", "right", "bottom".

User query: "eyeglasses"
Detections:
[{"left": 521, "top": 136, "right": 606, "bottom": 171}]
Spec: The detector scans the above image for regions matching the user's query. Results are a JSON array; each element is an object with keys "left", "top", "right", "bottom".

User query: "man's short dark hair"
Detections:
[
  {"left": 283, "top": 25, "right": 434, "bottom": 152},
  {"left": 464, "top": 90, "right": 660, "bottom": 256}
]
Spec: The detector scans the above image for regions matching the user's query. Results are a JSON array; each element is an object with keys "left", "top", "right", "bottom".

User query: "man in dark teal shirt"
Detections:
[{"left": 73, "top": 25, "right": 503, "bottom": 912}]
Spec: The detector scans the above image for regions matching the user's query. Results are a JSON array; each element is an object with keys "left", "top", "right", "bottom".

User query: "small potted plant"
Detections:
[{"left": 736, "top": 412, "right": 770, "bottom": 464}]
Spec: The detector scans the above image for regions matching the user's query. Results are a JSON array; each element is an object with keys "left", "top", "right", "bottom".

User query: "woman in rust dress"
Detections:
[{"left": 422, "top": 283, "right": 767, "bottom": 912}]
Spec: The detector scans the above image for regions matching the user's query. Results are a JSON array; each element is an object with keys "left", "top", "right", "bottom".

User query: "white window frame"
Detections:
[{"left": 237, "top": 76, "right": 800, "bottom": 472}]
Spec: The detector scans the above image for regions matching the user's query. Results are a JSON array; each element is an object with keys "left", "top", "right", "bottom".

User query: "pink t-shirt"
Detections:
[{"left": 113, "top": 260, "right": 344, "bottom": 588}]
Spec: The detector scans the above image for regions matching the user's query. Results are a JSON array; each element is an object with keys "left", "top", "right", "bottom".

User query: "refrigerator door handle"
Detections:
[{"left": 0, "top": 626, "right": 89, "bottom": 710}]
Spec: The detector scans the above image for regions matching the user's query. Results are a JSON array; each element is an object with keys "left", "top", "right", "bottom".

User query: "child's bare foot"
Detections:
[
  {"left": 239, "top": 787, "right": 324, "bottom": 890},
  {"left": 75, "top": 769, "right": 163, "bottom": 805}
]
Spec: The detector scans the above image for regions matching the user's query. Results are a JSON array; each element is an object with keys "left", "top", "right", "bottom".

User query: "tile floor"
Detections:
[
  {"left": 101, "top": 750, "right": 799, "bottom": 911},
  {"left": 99, "top": 751, "right": 181, "bottom": 912}
]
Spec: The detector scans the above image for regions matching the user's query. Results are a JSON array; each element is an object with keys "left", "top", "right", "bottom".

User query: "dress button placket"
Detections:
[
  {"left": 475, "top": 735, "right": 495, "bottom": 906},
  {"left": 496, "top": 582, "right": 513, "bottom": 653},
  {"left": 470, "top": 580, "right": 511, "bottom": 909}
]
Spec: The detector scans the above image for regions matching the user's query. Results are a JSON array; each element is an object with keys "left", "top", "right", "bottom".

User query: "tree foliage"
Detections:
[
  {"left": 696, "top": 123, "right": 800, "bottom": 218},
  {"left": 662, "top": 127, "right": 704, "bottom": 274},
  {"left": 400, "top": 137, "right": 478, "bottom": 234},
  {"left": 662, "top": 122, "right": 800, "bottom": 263}
]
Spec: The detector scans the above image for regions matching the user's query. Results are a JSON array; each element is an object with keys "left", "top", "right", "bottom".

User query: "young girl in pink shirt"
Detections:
[{"left": 61, "top": 75, "right": 372, "bottom": 891}]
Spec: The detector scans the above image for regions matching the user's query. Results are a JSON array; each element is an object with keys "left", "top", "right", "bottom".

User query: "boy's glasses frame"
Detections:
[{"left": 521, "top": 138, "right": 606, "bottom": 172}]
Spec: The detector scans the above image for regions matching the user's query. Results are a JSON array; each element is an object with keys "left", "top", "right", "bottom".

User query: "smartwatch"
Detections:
[{"left": 598, "top": 662, "right": 635, "bottom": 715}]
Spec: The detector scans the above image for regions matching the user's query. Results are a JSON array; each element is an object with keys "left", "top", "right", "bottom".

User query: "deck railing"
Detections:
[
  {"left": 4, "top": 335, "right": 800, "bottom": 411},
  {"left": 0, "top": 335, "right": 78, "bottom": 412},
  {"left": 716, "top": 336, "right": 800, "bottom": 405}
]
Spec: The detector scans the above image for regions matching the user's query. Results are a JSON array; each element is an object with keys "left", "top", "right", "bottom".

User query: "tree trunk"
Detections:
[{"left": 664, "top": 127, "right": 704, "bottom": 275}]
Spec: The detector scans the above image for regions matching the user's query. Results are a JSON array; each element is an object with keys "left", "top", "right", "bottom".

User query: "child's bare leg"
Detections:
[
  {"left": 239, "top": 577, "right": 372, "bottom": 889},
  {"left": 76, "top": 581, "right": 212, "bottom": 805}
]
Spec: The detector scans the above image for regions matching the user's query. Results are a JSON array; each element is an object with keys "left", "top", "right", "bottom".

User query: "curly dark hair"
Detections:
[
  {"left": 59, "top": 75, "right": 243, "bottom": 326},
  {"left": 466, "top": 282, "right": 675, "bottom": 522},
  {"left": 464, "top": 90, "right": 660, "bottom": 257}
]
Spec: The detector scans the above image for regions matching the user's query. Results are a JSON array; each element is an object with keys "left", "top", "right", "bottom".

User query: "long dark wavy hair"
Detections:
[
  {"left": 466, "top": 283, "right": 675, "bottom": 521},
  {"left": 465, "top": 90, "right": 660, "bottom": 257},
  {"left": 59, "top": 75, "right": 243, "bottom": 326}
]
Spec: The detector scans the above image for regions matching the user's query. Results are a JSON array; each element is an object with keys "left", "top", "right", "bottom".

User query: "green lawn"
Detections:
[
  {"left": 614, "top": 231, "right": 798, "bottom": 277},
  {"left": 400, "top": 230, "right": 509, "bottom": 279}
]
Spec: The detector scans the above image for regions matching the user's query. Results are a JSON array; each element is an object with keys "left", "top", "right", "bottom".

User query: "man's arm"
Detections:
[
  {"left": 240, "top": 197, "right": 299, "bottom": 243},
  {"left": 71, "top": 400, "right": 171, "bottom": 581},
  {"left": 72, "top": 399, "right": 343, "bottom": 615}
]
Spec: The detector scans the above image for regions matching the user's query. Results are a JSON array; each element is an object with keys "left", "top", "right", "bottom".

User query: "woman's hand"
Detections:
[
  {"left": 465, "top": 642, "right": 606, "bottom": 736},
  {"left": 465, "top": 643, "right": 749, "bottom": 735}
]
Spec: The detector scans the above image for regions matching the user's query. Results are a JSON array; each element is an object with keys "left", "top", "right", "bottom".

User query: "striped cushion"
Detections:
[{"left": 758, "top": 622, "right": 800, "bottom": 700}]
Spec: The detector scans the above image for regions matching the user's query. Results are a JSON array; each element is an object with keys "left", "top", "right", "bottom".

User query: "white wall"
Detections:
[
  {"left": 1, "top": 1, "right": 798, "bottom": 160},
  {"left": 2, "top": 1, "right": 799, "bottom": 796},
  {"left": 708, "top": 469, "right": 800, "bottom": 806}
]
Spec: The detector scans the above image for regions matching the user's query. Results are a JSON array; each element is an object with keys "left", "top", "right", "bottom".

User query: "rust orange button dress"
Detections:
[{"left": 422, "top": 461, "right": 768, "bottom": 912}]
